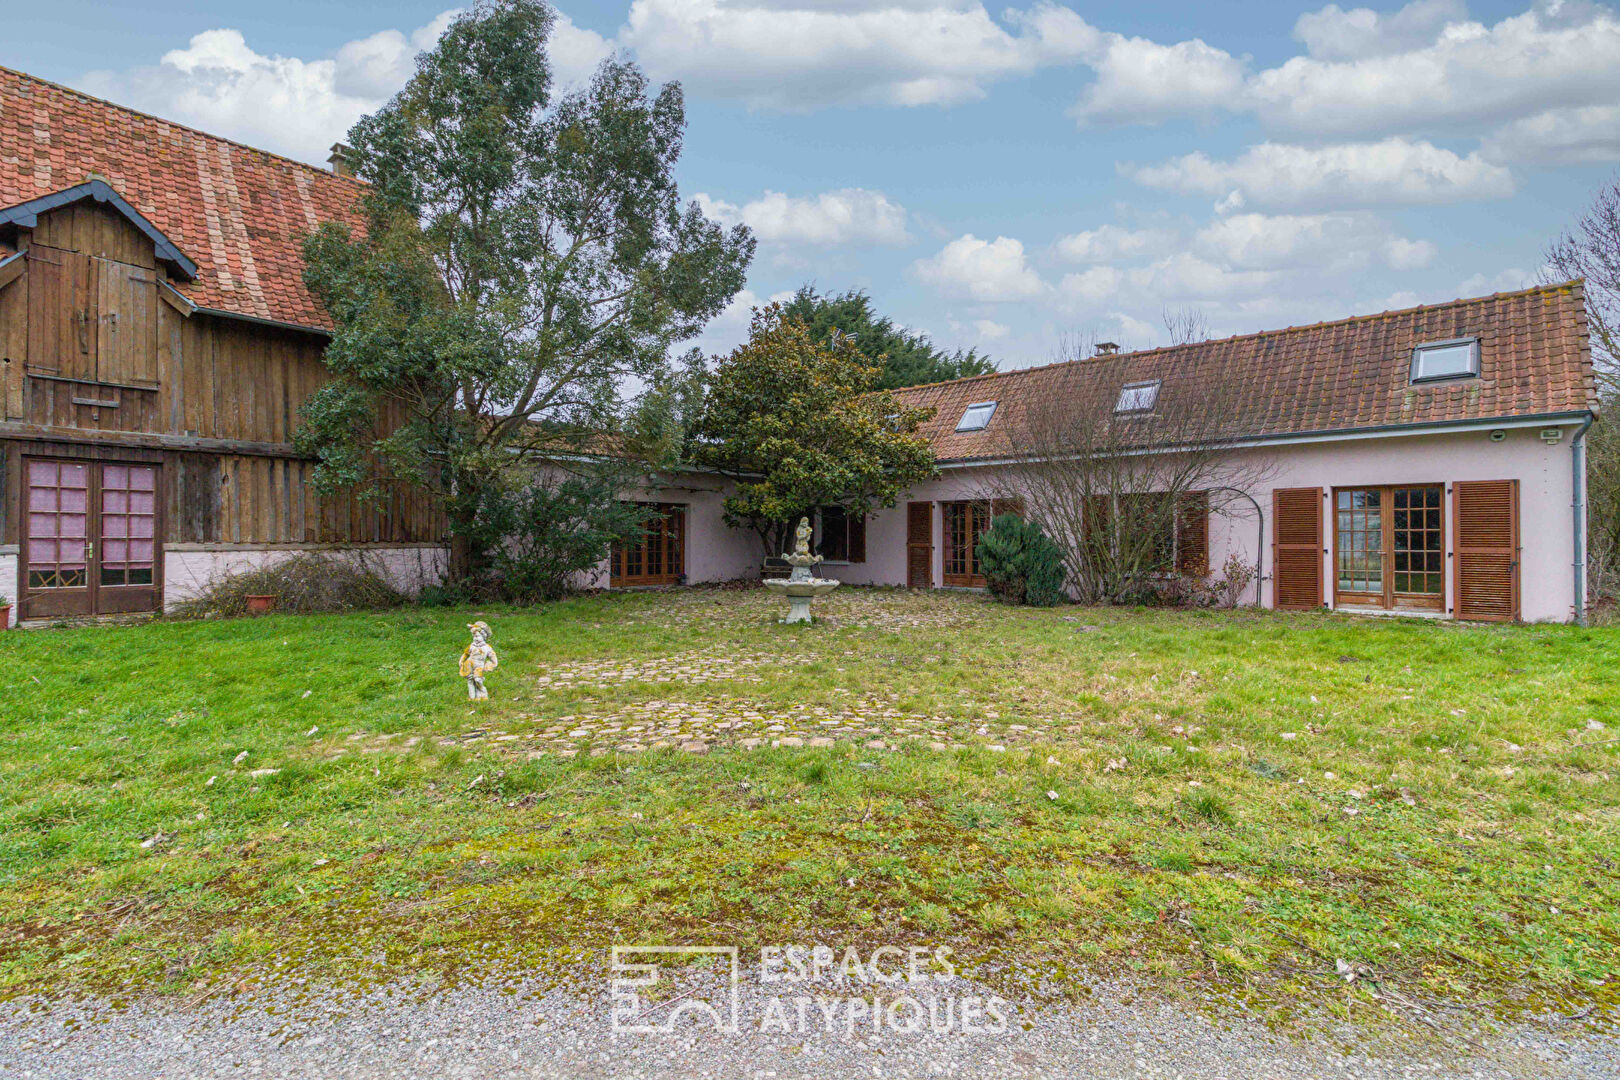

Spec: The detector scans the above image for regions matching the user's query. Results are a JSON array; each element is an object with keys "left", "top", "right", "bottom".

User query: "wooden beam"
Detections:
[
  {"left": 0, "top": 252, "right": 24, "bottom": 292},
  {"left": 0, "top": 420, "right": 308, "bottom": 459}
]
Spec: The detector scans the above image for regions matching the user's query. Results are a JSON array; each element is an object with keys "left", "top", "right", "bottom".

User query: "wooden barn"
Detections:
[{"left": 0, "top": 67, "right": 444, "bottom": 623}]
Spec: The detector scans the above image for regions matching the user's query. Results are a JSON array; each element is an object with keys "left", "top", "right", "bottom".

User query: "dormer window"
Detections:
[
  {"left": 1115, "top": 380, "right": 1160, "bottom": 414},
  {"left": 955, "top": 400, "right": 997, "bottom": 431},
  {"left": 1411, "top": 338, "right": 1479, "bottom": 382}
]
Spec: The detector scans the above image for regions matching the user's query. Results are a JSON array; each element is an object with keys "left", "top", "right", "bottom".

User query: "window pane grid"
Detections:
[
  {"left": 1335, "top": 488, "right": 1383, "bottom": 594},
  {"left": 26, "top": 461, "right": 90, "bottom": 590},
  {"left": 1391, "top": 486, "right": 1443, "bottom": 595},
  {"left": 99, "top": 466, "right": 157, "bottom": 587}
]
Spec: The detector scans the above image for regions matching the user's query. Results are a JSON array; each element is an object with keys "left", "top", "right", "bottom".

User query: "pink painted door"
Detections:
[{"left": 20, "top": 459, "right": 160, "bottom": 620}]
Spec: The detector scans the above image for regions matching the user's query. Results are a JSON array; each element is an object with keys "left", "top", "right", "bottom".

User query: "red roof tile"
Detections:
[
  {"left": 894, "top": 282, "right": 1597, "bottom": 462},
  {"left": 0, "top": 65, "right": 362, "bottom": 332}
]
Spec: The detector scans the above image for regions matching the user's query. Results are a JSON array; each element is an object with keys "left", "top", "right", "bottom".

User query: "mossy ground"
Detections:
[{"left": 1, "top": 587, "right": 1615, "bottom": 1024}]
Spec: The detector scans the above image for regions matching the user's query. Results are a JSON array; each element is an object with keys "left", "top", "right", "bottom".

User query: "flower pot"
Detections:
[
  {"left": 245, "top": 595, "right": 276, "bottom": 616},
  {"left": 0, "top": 604, "right": 10, "bottom": 630}
]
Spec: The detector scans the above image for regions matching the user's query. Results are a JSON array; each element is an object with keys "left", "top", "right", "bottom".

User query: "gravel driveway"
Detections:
[{"left": 3, "top": 973, "right": 1612, "bottom": 1080}]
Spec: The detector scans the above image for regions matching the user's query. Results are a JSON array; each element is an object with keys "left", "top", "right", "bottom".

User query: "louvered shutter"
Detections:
[
  {"left": 847, "top": 513, "right": 866, "bottom": 564},
  {"left": 1176, "top": 491, "right": 1210, "bottom": 575},
  {"left": 1272, "top": 487, "right": 1323, "bottom": 610},
  {"left": 1453, "top": 480, "right": 1519, "bottom": 622}
]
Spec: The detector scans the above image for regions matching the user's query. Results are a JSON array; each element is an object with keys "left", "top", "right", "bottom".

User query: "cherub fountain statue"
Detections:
[{"left": 763, "top": 516, "right": 841, "bottom": 623}]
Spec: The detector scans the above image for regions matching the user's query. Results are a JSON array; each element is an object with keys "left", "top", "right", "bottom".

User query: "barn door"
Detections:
[
  {"left": 20, "top": 459, "right": 161, "bottom": 620},
  {"left": 906, "top": 501, "right": 933, "bottom": 589},
  {"left": 1272, "top": 487, "right": 1324, "bottom": 610},
  {"left": 26, "top": 245, "right": 99, "bottom": 382},
  {"left": 1453, "top": 479, "right": 1519, "bottom": 622}
]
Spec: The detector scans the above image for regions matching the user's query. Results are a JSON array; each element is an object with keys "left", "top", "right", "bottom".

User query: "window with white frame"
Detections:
[
  {"left": 1411, "top": 338, "right": 1479, "bottom": 382},
  {"left": 1114, "top": 380, "right": 1160, "bottom": 414},
  {"left": 955, "top": 400, "right": 997, "bottom": 431}
]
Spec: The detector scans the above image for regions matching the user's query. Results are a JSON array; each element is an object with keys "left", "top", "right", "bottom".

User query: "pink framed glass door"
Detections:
[{"left": 20, "top": 459, "right": 161, "bottom": 619}]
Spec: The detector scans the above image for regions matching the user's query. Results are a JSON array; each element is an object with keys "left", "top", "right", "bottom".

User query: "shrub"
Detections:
[
  {"left": 463, "top": 469, "right": 652, "bottom": 604},
  {"left": 172, "top": 553, "right": 404, "bottom": 619},
  {"left": 975, "top": 514, "right": 1067, "bottom": 606}
]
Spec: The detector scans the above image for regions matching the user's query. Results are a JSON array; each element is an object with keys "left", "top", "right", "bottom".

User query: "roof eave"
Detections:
[{"left": 0, "top": 179, "right": 200, "bottom": 281}]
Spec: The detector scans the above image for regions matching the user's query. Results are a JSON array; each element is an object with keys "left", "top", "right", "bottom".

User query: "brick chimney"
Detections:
[
  {"left": 327, "top": 143, "right": 355, "bottom": 178},
  {"left": 1093, "top": 341, "right": 1120, "bottom": 356}
]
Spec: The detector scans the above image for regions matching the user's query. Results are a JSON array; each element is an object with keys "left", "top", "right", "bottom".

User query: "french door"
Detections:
[
  {"left": 21, "top": 458, "right": 161, "bottom": 619},
  {"left": 1333, "top": 484, "right": 1444, "bottom": 612},
  {"left": 610, "top": 502, "right": 684, "bottom": 587}
]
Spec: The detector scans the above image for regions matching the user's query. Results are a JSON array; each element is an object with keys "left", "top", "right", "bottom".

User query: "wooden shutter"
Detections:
[
  {"left": 95, "top": 260, "right": 159, "bottom": 385},
  {"left": 1272, "top": 487, "right": 1323, "bottom": 610},
  {"left": 847, "top": 513, "right": 866, "bottom": 564},
  {"left": 1176, "top": 491, "right": 1210, "bottom": 575},
  {"left": 26, "top": 245, "right": 98, "bottom": 382},
  {"left": 906, "top": 501, "right": 932, "bottom": 588},
  {"left": 1453, "top": 480, "right": 1518, "bottom": 622}
]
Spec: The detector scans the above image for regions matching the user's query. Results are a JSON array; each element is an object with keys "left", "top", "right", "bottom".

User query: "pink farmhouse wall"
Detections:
[
  {"left": 805, "top": 423, "right": 1582, "bottom": 622},
  {"left": 580, "top": 470, "right": 761, "bottom": 589}
]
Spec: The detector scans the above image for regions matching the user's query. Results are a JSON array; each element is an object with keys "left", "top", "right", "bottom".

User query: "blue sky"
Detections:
[{"left": 7, "top": 1, "right": 1618, "bottom": 369}]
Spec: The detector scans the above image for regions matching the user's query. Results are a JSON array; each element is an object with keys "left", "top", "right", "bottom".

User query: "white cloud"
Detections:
[
  {"left": 972, "top": 318, "right": 1010, "bottom": 340},
  {"left": 1459, "top": 267, "right": 1537, "bottom": 295},
  {"left": 1292, "top": 0, "right": 1467, "bottom": 61},
  {"left": 549, "top": 11, "right": 616, "bottom": 83},
  {"left": 913, "top": 234, "right": 1048, "bottom": 301},
  {"left": 1127, "top": 138, "right": 1515, "bottom": 210},
  {"left": 1054, "top": 224, "right": 1174, "bottom": 263},
  {"left": 1055, "top": 265, "right": 1125, "bottom": 306},
  {"left": 694, "top": 188, "right": 909, "bottom": 245},
  {"left": 76, "top": 9, "right": 603, "bottom": 165},
  {"left": 1193, "top": 212, "right": 1435, "bottom": 271},
  {"left": 620, "top": 0, "right": 1093, "bottom": 110},
  {"left": 1481, "top": 104, "right": 1620, "bottom": 164},
  {"left": 1069, "top": 33, "right": 1247, "bottom": 125},
  {"left": 1251, "top": 2, "right": 1620, "bottom": 138}
]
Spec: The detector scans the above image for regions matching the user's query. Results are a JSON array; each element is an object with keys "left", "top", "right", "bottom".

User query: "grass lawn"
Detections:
[{"left": 1, "top": 587, "right": 1616, "bottom": 1021}]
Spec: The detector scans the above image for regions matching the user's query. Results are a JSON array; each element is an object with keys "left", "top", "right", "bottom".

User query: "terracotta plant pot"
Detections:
[
  {"left": 0, "top": 604, "right": 10, "bottom": 630},
  {"left": 245, "top": 595, "right": 277, "bottom": 616}
]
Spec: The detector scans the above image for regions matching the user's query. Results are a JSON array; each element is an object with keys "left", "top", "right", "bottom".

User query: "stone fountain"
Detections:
[{"left": 764, "top": 516, "right": 841, "bottom": 623}]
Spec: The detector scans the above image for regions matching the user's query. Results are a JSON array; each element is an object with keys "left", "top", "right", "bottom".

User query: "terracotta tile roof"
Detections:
[
  {"left": 894, "top": 282, "right": 1597, "bottom": 462},
  {"left": 0, "top": 65, "right": 363, "bottom": 332}
]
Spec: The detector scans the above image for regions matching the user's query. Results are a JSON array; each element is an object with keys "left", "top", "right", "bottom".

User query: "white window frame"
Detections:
[
  {"left": 955, "top": 400, "right": 998, "bottom": 432},
  {"left": 1114, "top": 380, "right": 1160, "bottom": 415},
  {"left": 1410, "top": 337, "right": 1480, "bottom": 383}
]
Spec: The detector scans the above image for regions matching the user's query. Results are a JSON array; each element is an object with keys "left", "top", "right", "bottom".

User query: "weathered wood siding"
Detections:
[{"left": 0, "top": 201, "right": 444, "bottom": 548}]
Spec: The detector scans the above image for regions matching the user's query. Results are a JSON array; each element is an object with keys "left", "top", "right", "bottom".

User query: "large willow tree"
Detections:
[{"left": 298, "top": 0, "right": 754, "bottom": 576}]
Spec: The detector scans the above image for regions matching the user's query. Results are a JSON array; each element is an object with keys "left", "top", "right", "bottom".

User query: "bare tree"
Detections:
[
  {"left": 979, "top": 347, "right": 1272, "bottom": 605},
  {"left": 1547, "top": 176, "right": 1620, "bottom": 604},
  {"left": 1546, "top": 175, "right": 1620, "bottom": 394},
  {"left": 1161, "top": 306, "right": 1210, "bottom": 346}
]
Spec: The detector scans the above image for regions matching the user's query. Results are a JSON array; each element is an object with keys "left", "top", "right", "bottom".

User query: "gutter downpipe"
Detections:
[
  {"left": 1572, "top": 413, "right": 1595, "bottom": 626},
  {"left": 1207, "top": 486, "right": 1265, "bottom": 608}
]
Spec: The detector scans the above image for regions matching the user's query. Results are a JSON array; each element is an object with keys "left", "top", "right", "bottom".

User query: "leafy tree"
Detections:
[
  {"left": 782, "top": 285, "right": 995, "bottom": 390},
  {"left": 692, "top": 304, "right": 939, "bottom": 555},
  {"left": 976, "top": 514, "right": 1067, "bottom": 606},
  {"left": 620, "top": 348, "right": 709, "bottom": 469},
  {"left": 297, "top": 0, "right": 754, "bottom": 578}
]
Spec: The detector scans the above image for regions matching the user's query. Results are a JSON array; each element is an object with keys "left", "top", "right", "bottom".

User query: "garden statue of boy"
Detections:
[{"left": 460, "top": 621, "right": 498, "bottom": 701}]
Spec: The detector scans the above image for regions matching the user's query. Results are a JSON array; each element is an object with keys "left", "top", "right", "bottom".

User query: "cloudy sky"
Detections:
[{"left": 8, "top": 1, "right": 1618, "bottom": 367}]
